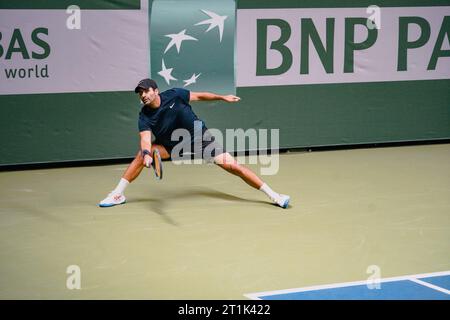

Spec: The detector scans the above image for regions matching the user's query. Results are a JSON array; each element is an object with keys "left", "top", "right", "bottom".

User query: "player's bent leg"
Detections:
[
  {"left": 99, "top": 144, "right": 170, "bottom": 207},
  {"left": 122, "top": 150, "right": 145, "bottom": 183}
]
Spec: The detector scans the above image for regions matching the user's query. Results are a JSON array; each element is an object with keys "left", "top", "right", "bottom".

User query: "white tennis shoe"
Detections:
[
  {"left": 275, "top": 194, "right": 290, "bottom": 209},
  {"left": 99, "top": 192, "right": 126, "bottom": 207}
]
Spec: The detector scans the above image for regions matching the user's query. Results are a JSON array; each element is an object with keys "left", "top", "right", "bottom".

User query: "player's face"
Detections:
[{"left": 138, "top": 88, "right": 158, "bottom": 106}]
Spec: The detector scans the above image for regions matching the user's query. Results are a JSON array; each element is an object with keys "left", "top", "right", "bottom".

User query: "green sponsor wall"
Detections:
[
  {"left": 235, "top": 0, "right": 450, "bottom": 149},
  {"left": 0, "top": 0, "right": 449, "bottom": 166}
]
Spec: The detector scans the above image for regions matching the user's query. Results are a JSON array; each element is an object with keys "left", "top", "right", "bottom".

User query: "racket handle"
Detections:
[{"left": 143, "top": 154, "right": 151, "bottom": 168}]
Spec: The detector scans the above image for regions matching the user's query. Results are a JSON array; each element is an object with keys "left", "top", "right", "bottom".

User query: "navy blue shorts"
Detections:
[{"left": 162, "top": 128, "right": 224, "bottom": 162}]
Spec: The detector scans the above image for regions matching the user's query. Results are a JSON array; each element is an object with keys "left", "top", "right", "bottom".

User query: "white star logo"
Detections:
[
  {"left": 183, "top": 73, "right": 201, "bottom": 87},
  {"left": 195, "top": 10, "right": 228, "bottom": 42},
  {"left": 158, "top": 59, "right": 177, "bottom": 85},
  {"left": 164, "top": 29, "right": 198, "bottom": 54}
]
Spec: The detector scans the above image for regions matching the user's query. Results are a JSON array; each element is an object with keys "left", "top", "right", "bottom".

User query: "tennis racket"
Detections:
[{"left": 149, "top": 148, "right": 163, "bottom": 180}]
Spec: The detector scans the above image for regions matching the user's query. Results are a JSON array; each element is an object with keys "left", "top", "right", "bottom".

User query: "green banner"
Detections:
[{"left": 150, "top": 0, "right": 235, "bottom": 94}]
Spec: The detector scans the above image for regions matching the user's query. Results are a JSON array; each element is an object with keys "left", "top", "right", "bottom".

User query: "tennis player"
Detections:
[{"left": 99, "top": 79, "right": 290, "bottom": 208}]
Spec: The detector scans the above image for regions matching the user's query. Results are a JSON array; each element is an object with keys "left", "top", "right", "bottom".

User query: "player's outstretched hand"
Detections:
[
  {"left": 223, "top": 95, "right": 241, "bottom": 102},
  {"left": 143, "top": 154, "right": 153, "bottom": 168}
]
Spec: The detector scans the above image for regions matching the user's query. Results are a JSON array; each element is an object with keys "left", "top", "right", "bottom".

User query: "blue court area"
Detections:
[
  {"left": 418, "top": 276, "right": 450, "bottom": 291},
  {"left": 251, "top": 273, "right": 450, "bottom": 300}
]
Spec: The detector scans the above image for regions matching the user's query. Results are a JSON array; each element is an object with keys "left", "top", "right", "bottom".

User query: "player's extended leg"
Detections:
[
  {"left": 213, "top": 152, "right": 263, "bottom": 189},
  {"left": 213, "top": 152, "right": 290, "bottom": 208},
  {"left": 99, "top": 144, "right": 170, "bottom": 207}
]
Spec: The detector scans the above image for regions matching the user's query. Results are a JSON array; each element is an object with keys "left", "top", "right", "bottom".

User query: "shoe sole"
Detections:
[{"left": 98, "top": 200, "right": 126, "bottom": 208}]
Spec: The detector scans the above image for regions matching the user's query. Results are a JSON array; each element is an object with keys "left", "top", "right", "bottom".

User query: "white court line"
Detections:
[
  {"left": 244, "top": 270, "right": 450, "bottom": 300},
  {"left": 409, "top": 278, "right": 450, "bottom": 295}
]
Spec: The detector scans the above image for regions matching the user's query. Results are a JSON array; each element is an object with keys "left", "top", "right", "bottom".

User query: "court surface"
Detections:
[{"left": 0, "top": 143, "right": 449, "bottom": 299}]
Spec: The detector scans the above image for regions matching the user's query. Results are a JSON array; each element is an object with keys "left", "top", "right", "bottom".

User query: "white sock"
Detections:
[
  {"left": 113, "top": 178, "right": 129, "bottom": 194},
  {"left": 259, "top": 183, "right": 280, "bottom": 202}
]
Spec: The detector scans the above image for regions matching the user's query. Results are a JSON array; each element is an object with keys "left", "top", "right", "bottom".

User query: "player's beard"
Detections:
[
  {"left": 142, "top": 96, "right": 154, "bottom": 106},
  {"left": 143, "top": 92, "right": 159, "bottom": 108},
  {"left": 142, "top": 92, "right": 159, "bottom": 108}
]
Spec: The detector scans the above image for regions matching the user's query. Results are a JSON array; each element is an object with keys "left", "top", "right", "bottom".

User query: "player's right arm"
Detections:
[{"left": 140, "top": 130, "right": 152, "bottom": 167}]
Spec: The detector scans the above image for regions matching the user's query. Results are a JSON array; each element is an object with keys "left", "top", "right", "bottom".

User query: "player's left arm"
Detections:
[{"left": 189, "top": 91, "right": 241, "bottom": 103}]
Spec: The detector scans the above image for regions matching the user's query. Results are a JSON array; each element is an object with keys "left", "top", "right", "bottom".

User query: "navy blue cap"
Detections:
[{"left": 134, "top": 78, "right": 158, "bottom": 93}]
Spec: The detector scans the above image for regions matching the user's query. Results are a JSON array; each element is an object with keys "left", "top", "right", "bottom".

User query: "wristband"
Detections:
[{"left": 142, "top": 149, "right": 151, "bottom": 158}]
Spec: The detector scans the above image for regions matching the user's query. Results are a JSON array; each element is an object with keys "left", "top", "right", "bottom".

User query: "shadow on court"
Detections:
[
  {"left": 4, "top": 200, "right": 70, "bottom": 227},
  {"left": 131, "top": 187, "right": 271, "bottom": 225}
]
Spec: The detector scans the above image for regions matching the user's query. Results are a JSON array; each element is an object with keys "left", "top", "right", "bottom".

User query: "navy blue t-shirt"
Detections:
[{"left": 138, "top": 88, "right": 205, "bottom": 149}]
